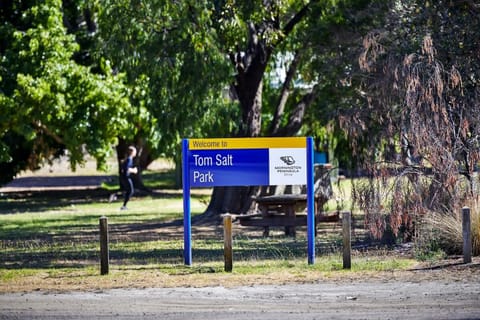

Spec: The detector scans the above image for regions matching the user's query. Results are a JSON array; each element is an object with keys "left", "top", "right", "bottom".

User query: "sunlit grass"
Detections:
[
  {"left": 101, "top": 169, "right": 177, "bottom": 190},
  {"left": 0, "top": 194, "right": 208, "bottom": 241},
  {"left": 324, "top": 177, "right": 355, "bottom": 212}
]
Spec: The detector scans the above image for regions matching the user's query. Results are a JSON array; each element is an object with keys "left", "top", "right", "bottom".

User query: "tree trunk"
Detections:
[
  {"left": 205, "top": 24, "right": 269, "bottom": 215},
  {"left": 174, "top": 153, "right": 182, "bottom": 189},
  {"left": 205, "top": 186, "right": 257, "bottom": 215},
  {"left": 203, "top": 4, "right": 314, "bottom": 217},
  {"left": 205, "top": 79, "right": 265, "bottom": 215}
]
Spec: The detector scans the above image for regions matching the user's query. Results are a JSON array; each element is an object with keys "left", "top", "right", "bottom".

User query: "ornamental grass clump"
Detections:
[{"left": 417, "top": 200, "right": 480, "bottom": 257}]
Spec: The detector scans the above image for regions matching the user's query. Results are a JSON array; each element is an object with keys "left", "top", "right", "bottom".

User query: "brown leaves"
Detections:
[
  {"left": 422, "top": 34, "right": 436, "bottom": 64},
  {"left": 359, "top": 31, "right": 385, "bottom": 72},
  {"left": 449, "top": 65, "right": 463, "bottom": 90},
  {"left": 346, "top": 1, "right": 480, "bottom": 243}
]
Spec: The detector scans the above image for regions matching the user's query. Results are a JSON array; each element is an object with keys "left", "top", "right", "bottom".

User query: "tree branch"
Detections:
[
  {"left": 280, "top": 1, "right": 315, "bottom": 43},
  {"left": 31, "top": 121, "right": 64, "bottom": 145},
  {"left": 269, "top": 50, "right": 302, "bottom": 135},
  {"left": 273, "top": 84, "right": 319, "bottom": 136},
  {"left": 83, "top": 7, "right": 97, "bottom": 33},
  {"left": 452, "top": 0, "right": 480, "bottom": 12}
]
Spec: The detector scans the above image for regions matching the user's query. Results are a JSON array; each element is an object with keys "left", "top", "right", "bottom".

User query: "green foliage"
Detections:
[
  {"left": 96, "top": 0, "right": 383, "bottom": 162},
  {"left": 300, "top": 1, "right": 388, "bottom": 160},
  {"left": 0, "top": 0, "right": 393, "bottom": 190},
  {"left": 0, "top": 0, "right": 132, "bottom": 183},
  {"left": 260, "top": 0, "right": 383, "bottom": 141},
  {"left": 97, "top": 0, "right": 237, "bottom": 159}
]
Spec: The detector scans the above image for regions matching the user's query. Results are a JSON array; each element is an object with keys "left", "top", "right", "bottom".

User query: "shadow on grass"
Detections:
[
  {"left": 0, "top": 236, "right": 347, "bottom": 270},
  {"left": 0, "top": 187, "right": 196, "bottom": 215},
  {"left": 0, "top": 214, "right": 192, "bottom": 244},
  {"left": 0, "top": 188, "right": 111, "bottom": 214},
  {"left": 0, "top": 234, "right": 361, "bottom": 271},
  {"left": 0, "top": 169, "right": 200, "bottom": 215},
  {"left": 410, "top": 258, "right": 480, "bottom": 271},
  {"left": 0, "top": 210, "right": 372, "bottom": 271}
]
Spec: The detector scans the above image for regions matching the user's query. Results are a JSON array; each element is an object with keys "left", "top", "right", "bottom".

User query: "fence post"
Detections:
[
  {"left": 99, "top": 216, "right": 109, "bottom": 275},
  {"left": 462, "top": 207, "right": 472, "bottom": 264},
  {"left": 342, "top": 211, "right": 351, "bottom": 269},
  {"left": 223, "top": 214, "right": 233, "bottom": 272}
]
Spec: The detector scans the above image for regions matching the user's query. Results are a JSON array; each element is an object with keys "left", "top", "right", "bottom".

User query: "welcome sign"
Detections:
[
  {"left": 187, "top": 137, "right": 308, "bottom": 187},
  {"left": 182, "top": 137, "right": 316, "bottom": 266}
]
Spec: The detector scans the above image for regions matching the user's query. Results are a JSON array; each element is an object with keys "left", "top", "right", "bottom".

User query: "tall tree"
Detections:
[
  {"left": 96, "top": 0, "right": 380, "bottom": 214},
  {"left": 348, "top": 0, "right": 480, "bottom": 237},
  {"left": 207, "top": 0, "right": 320, "bottom": 214},
  {"left": 207, "top": 0, "right": 381, "bottom": 215},
  {"left": 97, "top": 0, "right": 237, "bottom": 186},
  {"left": 0, "top": 0, "right": 132, "bottom": 184}
]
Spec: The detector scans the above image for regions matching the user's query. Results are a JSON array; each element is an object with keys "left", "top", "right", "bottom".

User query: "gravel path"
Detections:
[{"left": 1, "top": 280, "right": 480, "bottom": 320}]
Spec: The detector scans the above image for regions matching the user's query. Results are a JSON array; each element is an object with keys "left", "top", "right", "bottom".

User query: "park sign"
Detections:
[
  {"left": 182, "top": 137, "right": 316, "bottom": 266},
  {"left": 187, "top": 137, "right": 308, "bottom": 187}
]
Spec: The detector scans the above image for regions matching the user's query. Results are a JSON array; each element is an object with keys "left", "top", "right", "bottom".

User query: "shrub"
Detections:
[{"left": 416, "top": 201, "right": 480, "bottom": 257}]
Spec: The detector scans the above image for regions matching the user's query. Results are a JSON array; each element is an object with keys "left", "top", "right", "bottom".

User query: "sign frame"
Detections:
[{"left": 182, "top": 137, "right": 316, "bottom": 265}]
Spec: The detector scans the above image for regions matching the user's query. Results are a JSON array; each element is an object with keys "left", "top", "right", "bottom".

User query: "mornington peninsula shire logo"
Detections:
[
  {"left": 276, "top": 155, "right": 301, "bottom": 176},
  {"left": 280, "top": 156, "right": 296, "bottom": 165}
]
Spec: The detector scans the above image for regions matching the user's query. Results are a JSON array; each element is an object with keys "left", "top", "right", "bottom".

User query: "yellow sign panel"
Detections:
[{"left": 188, "top": 137, "right": 307, "bottom": 150}]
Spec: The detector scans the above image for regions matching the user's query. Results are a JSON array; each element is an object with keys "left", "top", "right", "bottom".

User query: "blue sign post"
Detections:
[
  {"left": 182, "top": 137, "right": 315, "bottom": 265},
  {"left": 306, "top": 137, "right": 315, "bottom": 265},
  {"left": 182, "top": 139, "right": 192, "bottom": 266}
]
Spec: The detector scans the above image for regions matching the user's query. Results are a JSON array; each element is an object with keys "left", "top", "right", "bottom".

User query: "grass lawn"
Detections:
[{"left": 0, "top": 170, "right": 417, "bottom": 292}]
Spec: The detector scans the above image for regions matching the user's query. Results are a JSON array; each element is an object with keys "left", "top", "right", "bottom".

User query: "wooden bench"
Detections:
[
  {"left": 237, "top": 164, "right": 337, "bottom": 237},
  {"left": 238, "top": 194, "right": 339, "bottom": 237}
]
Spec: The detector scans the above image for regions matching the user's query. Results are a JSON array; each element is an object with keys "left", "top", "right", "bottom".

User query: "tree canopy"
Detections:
[
  {"left": 347, "top": 0, "right": 480, "bottom": 237},
  {"left": 95, "top": 0, "right": 381, "bottom": 207},
  {"left": 1, "top": 0, "right": 382, "bottom": 205},
  {"left": 0, "top": 0, "right": 132, "bottom": 183},
  {"left": 97, "top": 1, "right": 237, "bottom": 163}
]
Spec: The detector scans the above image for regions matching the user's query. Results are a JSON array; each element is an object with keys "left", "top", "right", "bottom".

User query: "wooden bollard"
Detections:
[
  {"left": 99, "top": 216, "right": 109, "bottom": 275},
  {"left": 223, "top": 214, "right": 233, "bottom": 272},
  {"left": 462, "top": 207, "right": 472, "bottom": 264},
  {"left": 342, "top": 211, "right": 351, "bottom": 269}
]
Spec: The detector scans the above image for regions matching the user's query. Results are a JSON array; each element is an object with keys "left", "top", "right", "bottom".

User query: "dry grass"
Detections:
[
  {"left": 418, "top": 199, "right": 480, "bottom": 256},
  {"left": 0, "top": 254, "right": 418, "bottom": 293}
]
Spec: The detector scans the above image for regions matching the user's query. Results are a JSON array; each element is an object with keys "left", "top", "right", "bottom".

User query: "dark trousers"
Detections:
[{"left": 122, "top": 177, "right": 134, "bottom": 207}]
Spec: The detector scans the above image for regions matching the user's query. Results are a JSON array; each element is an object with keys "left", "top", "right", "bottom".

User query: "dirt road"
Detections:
[{"left": 1, "top": 279, "right": 479, "bottom": 320}]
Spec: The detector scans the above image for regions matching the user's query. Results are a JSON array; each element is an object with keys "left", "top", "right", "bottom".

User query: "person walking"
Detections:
[{"left": 120, "top": 146, "right": 138, "bottom": 210}]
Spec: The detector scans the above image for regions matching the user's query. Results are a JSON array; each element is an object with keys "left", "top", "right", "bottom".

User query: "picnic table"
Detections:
[
  {"left": 237, "top": 164, "right": 338, "bottom": 237},
  {"left": 238, "top": 194, "right": 338, "bottom": 237}
]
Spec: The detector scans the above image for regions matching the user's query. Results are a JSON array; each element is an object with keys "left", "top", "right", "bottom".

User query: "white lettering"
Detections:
[
  {"left": 215, "top": 154, "right": 233, "bottom": 166},
  {"left": 193, "top": 171, "right": 214, "bottom": 183},
  {"left": 193, "top": 154, "right": 213, "bottom": 167}
]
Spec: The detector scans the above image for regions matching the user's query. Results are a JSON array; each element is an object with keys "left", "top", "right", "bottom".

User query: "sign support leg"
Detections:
[
  {"left": 307, "top": 136, "right": 315, "bottom": 264},
  {"left": 182, "top": 139, "right": 192, "bottom": 266}
]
